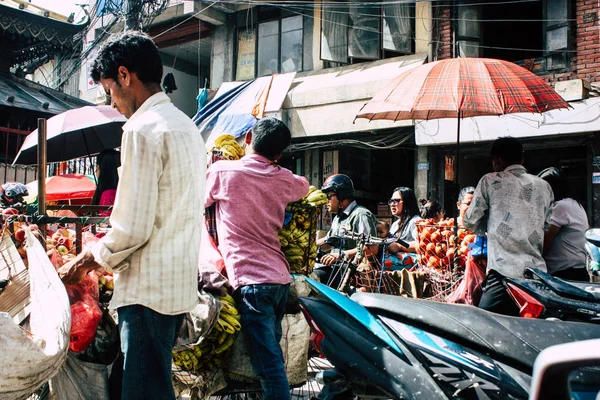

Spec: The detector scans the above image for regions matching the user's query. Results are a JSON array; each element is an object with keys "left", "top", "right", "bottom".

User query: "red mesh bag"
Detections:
[
  {"left": 445, "top": 255, "right": 487, "bottom": 306},
  {"left": 65, "top": 272, "right": 102, "bottom": 353}
]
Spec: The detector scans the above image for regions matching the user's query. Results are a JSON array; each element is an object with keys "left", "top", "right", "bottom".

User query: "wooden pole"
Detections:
[{"left": 37, "top": 118, "right": 47, "bottom": 235}]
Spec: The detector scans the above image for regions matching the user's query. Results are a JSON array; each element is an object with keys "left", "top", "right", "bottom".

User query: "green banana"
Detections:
[{"left": 214, "top": 335, "right": 236, "bottom": 355}]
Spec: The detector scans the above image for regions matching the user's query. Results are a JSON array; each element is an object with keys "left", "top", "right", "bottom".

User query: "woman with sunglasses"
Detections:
[
  {"left": 387, "top": 187, "right": 421, "bottom": 254},
  {"left": 365, "top": 187, "right": 421, "bottom": 262}
]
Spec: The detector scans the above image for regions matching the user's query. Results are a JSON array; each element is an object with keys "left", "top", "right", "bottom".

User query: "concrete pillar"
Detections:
[
  {"left": 415, "top": 146, "right": 429, "bottom": 203},
  {"left": 312, "top": 0, "right": 324, "bottom": 72},
  {"left": 415, "top": 2, "right": 433, "bottom": 60},
  {"left": 210, "top": 24, "right": 234, "bottom": 89}
]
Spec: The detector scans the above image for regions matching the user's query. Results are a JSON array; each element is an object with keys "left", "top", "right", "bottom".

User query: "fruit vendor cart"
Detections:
[{"left": 0, "top": 117, "right": 119, "bottom": 400}]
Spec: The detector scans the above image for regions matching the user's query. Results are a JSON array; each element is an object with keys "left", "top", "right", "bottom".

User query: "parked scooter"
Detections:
[
  {"left": 300, "top": 277, "right": 600, "bottom": 399},
  {"left": 502, "top": 228, "right": 600, "bottom": 322}
]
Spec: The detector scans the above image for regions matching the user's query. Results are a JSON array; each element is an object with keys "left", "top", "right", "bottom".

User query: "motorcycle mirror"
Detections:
[
  {"left": 529, "top": 338, "right": 600, "bottom": 400},
  {"left": 585, "top": 228, "right": 600, "bottom": 248}
]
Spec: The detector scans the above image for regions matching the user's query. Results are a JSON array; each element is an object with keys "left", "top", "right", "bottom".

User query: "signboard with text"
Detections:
[{"left": 236, "top": 30, "right": 256, "bottom": 81}]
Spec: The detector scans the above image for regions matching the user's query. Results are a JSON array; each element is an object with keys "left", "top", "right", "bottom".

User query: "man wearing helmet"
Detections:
[
  {"left": 315, "top": 174, "right": 377, "bottom": 284},
  {"left": 0, "top": 182, "right": 28, "bottom": 209}
]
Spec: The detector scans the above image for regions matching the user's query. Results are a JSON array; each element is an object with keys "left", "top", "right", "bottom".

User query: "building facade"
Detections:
[
  {"left": 209, "top": 1, "right": 437, "bottom": 227},
  {"left": 423, "top": 0, "right": 600, "bottom": 226}
]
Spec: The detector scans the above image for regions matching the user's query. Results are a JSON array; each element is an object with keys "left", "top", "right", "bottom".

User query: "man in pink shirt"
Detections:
[{"left": 205, "top": 117, "right": 309, "bottom": 400}]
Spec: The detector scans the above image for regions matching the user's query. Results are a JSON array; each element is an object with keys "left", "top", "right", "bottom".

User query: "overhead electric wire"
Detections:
[
  {"left": 216, "top": 0, "right": 541, "bottom": 7},
  {"left": 50, "top": 1, "right": 106, "bottom": 88},
  {"left": 52, "top": 0, "right": 173, "bottom": 89},
  {"left": 216, "top": 0, "right": 578, "bottom": 24},
  {"left": 227, "top": 0, "right": 580, "bottom": 54},
  {"left": 286, "top": 130, "right": 414, "bottom": 151},
  {"left": 49, "top": 0, "right": 575, "bottom": 91}
]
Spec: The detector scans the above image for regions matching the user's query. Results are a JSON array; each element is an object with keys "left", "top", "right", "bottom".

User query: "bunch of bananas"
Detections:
[
  {"left": 305, "top": 186, "right": 328, "bottom": 207},
  {"left": 211, "top": 134, "right": 245, "bottom": 161},
  {"left": 172, "top": 294, "right": 241, "bottom": 372},
  {"left": 279, "top": 186, "right": 325, "bottom": 273}
]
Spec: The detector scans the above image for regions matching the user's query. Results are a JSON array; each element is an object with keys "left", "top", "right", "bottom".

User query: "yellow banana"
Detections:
[
  {"left": 219, "top": 294, "right": 236, "bottom": 305},
  {"left": 214, "top": 320, "right": 224, "bottom": 332},
  {"left": 221, "top": 313, "right": 242, "bottom": 331},
  {"left": 221, "top": 301, "right": 239, "bottom": 316},
  {"left": 218, "top": 317, "right": 236, "bottom": 334}
]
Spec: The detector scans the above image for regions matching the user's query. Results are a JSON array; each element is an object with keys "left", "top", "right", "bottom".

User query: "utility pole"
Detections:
[{"left": 125, "top": 0, "right": 141, "bottom": 31}]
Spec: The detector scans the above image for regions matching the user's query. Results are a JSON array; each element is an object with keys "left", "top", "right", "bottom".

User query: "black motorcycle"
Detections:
[
  {"left": 502, "top": 228, "right": 600, "bottom": 322},
  {"left": 300, "top": 277, "right": 600, "bottom": 399}
]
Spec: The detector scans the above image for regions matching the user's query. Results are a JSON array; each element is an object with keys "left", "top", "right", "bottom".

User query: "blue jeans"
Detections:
[
  {"left": 234, "top": 283, "right": 291, "bottom": 400},
  {"left": 117, "top": 305, "right": 184, "bottom": 400}
]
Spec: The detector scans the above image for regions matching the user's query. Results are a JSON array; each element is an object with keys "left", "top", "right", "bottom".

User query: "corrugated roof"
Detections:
[{"left": 0, "top": 72, "right": 91, "bottom": 115}]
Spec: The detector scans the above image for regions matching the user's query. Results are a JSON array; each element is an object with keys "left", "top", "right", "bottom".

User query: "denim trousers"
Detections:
[
  {"left": 234, "top": 283, "right": 291, "bottom": 400},
  {"left": 117, "top": 304, "right": 184, "bottom": 400}
]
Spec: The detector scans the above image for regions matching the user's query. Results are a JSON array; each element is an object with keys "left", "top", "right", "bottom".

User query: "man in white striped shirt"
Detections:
[{"left": 59, "top": 31, "right": 206, "bottom": 400}]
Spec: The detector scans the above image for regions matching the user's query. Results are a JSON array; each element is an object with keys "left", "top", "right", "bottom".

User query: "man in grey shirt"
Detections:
[
  {"left": 315, "top": 174, "right": 377, "bottom": 286},
  {"left": 464, "top": 137, "right": 553, "bottom": 315}
]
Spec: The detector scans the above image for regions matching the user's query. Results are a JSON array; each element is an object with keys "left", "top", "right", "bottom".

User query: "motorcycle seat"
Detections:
[
  {"left": 351, "top": 292, "right": 600, "bottom": 372},
  {"left": 525, "top": 268, "right": 600, "bottom": 302}
]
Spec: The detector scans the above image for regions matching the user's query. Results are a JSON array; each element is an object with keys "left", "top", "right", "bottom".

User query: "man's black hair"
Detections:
[
  {"left": 90, "top": 31, "right": 163, "bottom": 85},
  {"left": 490, "top": 136, "right": 523, "bottom": 166},
  {"left": 538, "top": 167, "right": 570, "bottom": 202},
  {"left": 251, "top": 117, "right": 291, "bottom": 160}
]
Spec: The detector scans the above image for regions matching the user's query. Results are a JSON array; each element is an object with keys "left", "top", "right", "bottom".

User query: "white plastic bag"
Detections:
[{"left": 0, "top": 228, "right": 71, "bottom": 399}]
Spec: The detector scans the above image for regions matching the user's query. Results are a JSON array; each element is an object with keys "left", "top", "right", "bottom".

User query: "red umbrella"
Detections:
[
  {"left": 26, "top": 174, "right": 96, "bottom": 202},
  {"left": 356, "top": 57, "right": 569, "bottom": 121},
  {"left": 356, "top": 57, "right": 570, "bottom": 210},
  {"left": 14, "top": 105, "right": 126, "bottom": 165}
]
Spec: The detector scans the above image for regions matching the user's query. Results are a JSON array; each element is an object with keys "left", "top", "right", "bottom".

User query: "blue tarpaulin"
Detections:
[{"left": 193, "top": 78, "right": 274, "bottom": 148}]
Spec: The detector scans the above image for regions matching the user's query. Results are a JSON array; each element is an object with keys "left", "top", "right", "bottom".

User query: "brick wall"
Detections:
[
  {"left": 433, "top": 0, "right": 600, "bottom": 85},
  {"left": 433, "top": 3, "right": 452, "bottom": 60},
  {"left": 574, "top": 0, "right": 600, "bottom": 83}
]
